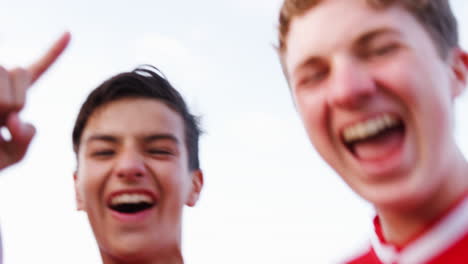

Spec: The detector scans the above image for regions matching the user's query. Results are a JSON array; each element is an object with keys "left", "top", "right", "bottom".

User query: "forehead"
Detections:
[
  {"left": 284, "top": 0, "right": 424, "bottom": 74},
  {"left": 82, "top": 98, "right": 185, "bottom": 141}
]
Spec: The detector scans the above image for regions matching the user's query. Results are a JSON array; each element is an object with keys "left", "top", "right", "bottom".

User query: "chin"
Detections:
[
  {"left": 361, "top": 179, "right": 436, "bottom": 212},
  {"left": 102, "top": 243, "right": 154, "bottom": 264}
]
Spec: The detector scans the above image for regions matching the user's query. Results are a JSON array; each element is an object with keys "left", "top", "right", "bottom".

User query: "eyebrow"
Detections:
[
  {"left": 85, "top": 133, "right": 179, "bottom": 145},
  {"left": 292, "top": 27, "right": 403, "bottom": 78},
  {"left": 143, "top": 134, "right": 180, "bottom": 145},
  {"left": 86, "top": 134, "right": 118, "bottom": 144},
  {"left": 355, "top": 27, "right": 403, "bottom": 47}
]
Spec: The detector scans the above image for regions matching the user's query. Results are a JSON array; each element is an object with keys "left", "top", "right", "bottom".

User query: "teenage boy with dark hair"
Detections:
[
  {"left": 277, "top": 0, "right": 468, "bottom": 263},
  {"left": 0, "top": 32, "right": 70, "bottom": 263},
  {"left": 72, "top": 66, "right": 203, "bottom": 264}
]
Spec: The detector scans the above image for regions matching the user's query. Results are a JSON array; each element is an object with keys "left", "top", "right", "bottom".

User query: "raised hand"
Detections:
[{"left": 0, "top": 32, "right": 71, "bottom": 170}]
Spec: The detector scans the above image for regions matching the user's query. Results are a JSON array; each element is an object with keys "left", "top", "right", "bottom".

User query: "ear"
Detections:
[
  {"left": 185, "top": 169, "right": 204, "bottom": 207},
  {"left": 449, "top": 48, "right": 468, "bottom": 98},
  {"left": 74, "top": 171, "right": 84, "bottom": 211}
]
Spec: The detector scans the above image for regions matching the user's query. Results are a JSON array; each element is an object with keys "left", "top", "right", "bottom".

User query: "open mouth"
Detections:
[
  {"left": 108, "top": 193, "right": 156, "bottom": 214},
  {"left": 342, "top": 113, "right": 405, "bottom": 161}
]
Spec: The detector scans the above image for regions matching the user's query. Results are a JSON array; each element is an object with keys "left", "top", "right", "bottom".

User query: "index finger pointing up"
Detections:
[{"left": 28, "top": 31, "right": 71, "bottom": 84}]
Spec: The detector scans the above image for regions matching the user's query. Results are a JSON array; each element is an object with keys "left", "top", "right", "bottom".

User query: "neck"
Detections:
[
  {"left": 376, "top": 155, "right": 468, "bottom": 247},
  {"left": 102, "top": 247, "right": 184, "bottom": 264}
]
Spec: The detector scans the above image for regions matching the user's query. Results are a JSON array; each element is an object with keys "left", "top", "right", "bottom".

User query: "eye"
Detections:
[
  {"left": 370, "top": 43, "right": 399, "bottom": 57},
  {"left": 297, "top": 68, "right": 329, "bottom": 88},
  {"left": 91, "top": 150, "right": 115, "bottom": 157},
  {"left": 147, "top": 149, "right": 173, "bottom": 156}
]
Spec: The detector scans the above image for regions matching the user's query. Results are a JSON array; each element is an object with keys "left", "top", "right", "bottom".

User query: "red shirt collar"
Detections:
[{"left": 373, "top": 191, "right": 468, "bottom": 251}]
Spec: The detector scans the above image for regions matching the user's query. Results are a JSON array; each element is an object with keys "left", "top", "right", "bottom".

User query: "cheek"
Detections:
[
  {"left": 388, "top": 62, "right": 452, "bottom": 132},
  {"left": 376, "top": 54, "right": 450, "bottom": 107},
  {"left": 374, "top": 56, "right": 413, "bottom": 92},
  {"left": 151, "top": 162, "right": 190, "bottom": 200},
  {"left": 78, "top": 162, "right": 109, "bottom": 207},
  {"left": 295, "top": 90, "right": 328, "bottom": 142}
]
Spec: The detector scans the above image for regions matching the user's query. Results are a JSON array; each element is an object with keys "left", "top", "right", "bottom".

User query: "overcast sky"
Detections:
[{"left": 0, "top": 1, "right": 467, "bottom": 263}]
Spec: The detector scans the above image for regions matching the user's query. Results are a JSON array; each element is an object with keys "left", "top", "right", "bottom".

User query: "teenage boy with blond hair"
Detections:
[{"left": 277, "top": 0, "right": 468, "bottom": 263}]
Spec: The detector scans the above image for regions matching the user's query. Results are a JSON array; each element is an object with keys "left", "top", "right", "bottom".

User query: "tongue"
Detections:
[{"left": 353, "top": 129, "right": 404, "bottom": 161}]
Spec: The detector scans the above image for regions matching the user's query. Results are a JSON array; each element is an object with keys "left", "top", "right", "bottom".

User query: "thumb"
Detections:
[{"left": 6, "top": 113, "right": 36, "bottom": 163}]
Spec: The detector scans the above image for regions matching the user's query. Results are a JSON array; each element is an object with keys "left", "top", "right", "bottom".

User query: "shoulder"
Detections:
[{"left": 428, "top": 231, "right": 468, "bottom": 263}]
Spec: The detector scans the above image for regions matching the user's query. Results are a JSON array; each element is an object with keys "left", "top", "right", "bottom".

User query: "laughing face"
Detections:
[
  {"left": 74, "top": 97, "right": 202, "bottom": 263},
  {"left": 283, "top": 0, "right": 467, "bottom": 210}
]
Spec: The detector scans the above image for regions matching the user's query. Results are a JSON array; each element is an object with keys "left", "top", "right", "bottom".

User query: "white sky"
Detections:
[{"left": 0, "top": 1, "right": 467, "bottom": 263}]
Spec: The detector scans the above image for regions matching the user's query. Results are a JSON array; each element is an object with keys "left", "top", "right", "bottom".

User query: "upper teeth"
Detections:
[
  {"left": 342, "top": 114, "right": 400, "bottom": 143},
  {"left": 111, "top": 193, "right": 154, "bottom": 205}
]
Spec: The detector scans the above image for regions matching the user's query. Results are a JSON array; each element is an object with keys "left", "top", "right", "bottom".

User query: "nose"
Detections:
[
  {"left": 114, "top": 150, "right": 147, "bottom": 182},
  {"left": 327, "top": 57, "right": 376, "bottom": 109}
]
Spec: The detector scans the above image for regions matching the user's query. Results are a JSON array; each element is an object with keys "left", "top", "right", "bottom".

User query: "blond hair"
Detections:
[{"left": 277, "top": 0, "right": 458, "bottom": 58}]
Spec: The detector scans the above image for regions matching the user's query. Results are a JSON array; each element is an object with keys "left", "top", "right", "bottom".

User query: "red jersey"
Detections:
[{"left": 346, "top": 195, "right": 468, "bottom": 264}]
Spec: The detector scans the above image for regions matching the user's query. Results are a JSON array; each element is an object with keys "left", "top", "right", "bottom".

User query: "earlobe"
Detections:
[
  {"left": 186, "top": 170, "right": 204, "bottom": 207},
  {"left": 74, "top": 172, "right": 84, "bottom": 211},
  {"left": 450, "top": 49, "right": 468, "bottom": 98}
]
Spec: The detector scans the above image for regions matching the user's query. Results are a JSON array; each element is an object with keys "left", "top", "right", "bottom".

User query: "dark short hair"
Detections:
[{"left": 72, "top": 65, "right": 201, "bottom": 171}]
